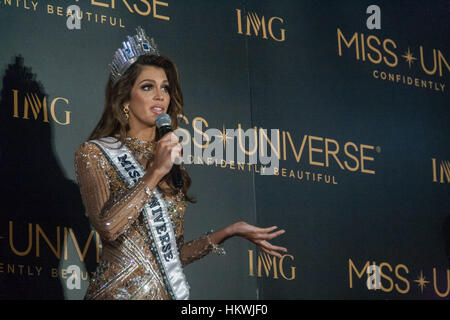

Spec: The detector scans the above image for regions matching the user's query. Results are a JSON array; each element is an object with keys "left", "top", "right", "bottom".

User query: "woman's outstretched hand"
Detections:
[{"left": 232, "top": 221, "right": 287, "bottom": 258}]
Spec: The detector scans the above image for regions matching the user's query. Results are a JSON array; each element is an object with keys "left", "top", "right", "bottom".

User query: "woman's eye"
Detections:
[
  {"left": 162, "top": 86, "right": 170, "bottom": 93},
  {"left": 141, "top": 84, "right": 153, "bottom": 91}
]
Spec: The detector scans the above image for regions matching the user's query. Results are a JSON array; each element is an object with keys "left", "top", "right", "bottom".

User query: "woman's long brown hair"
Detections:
[{"left": 89, "top": 54, "right": 194, "bottom": 202}]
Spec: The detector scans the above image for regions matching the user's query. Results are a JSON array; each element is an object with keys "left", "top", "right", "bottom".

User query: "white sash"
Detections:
[{"left": 91, "top": 136, "right": 190, "bottom": 300}]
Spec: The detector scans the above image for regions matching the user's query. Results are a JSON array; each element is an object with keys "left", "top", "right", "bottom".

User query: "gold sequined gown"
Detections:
[{"left": 74, "top": 137, "right": 213, "bottom": 300}]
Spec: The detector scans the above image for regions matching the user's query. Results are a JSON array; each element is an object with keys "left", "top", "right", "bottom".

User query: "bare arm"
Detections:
[{"left": 208, "top": 222, "right": 288, "bottom": 258}]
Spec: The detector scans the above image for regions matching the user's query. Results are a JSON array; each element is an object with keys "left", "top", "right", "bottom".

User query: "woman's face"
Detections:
[{"left": 126, "top": 65, "right": 170, "bottom": 129}]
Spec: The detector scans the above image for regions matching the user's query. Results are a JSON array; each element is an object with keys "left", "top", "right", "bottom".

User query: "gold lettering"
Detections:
[
  {"left": 36, "top": 224, "right": 60, "bottom": 259},
  {"left": 279, "top": 254, "right": 296, "bottom": 280},
  {"left": 438, "top": 50, "right": 450, "bottom": 77},
  {"left": 23, "top": 93, "right": 49, "bottom": 122},
  {"left": 432, "top": 158, "right": 438, "bottom": 182},
  {"left": 64, "top": 227, "right": 68, "bottom": 260},
  {"left": 237, "top": 124, "right": 258, "bottom": 155},
  {"left": 192, "top": 117, "right": 210, "bottom": 148},
  {"left": 337, "top": 28, "right": 359, "bottom": 59},
  {"left": 344, "top": 142, "right": 359, "bottom": 171},
  {"left": 348, "top": 258, "right": 370, "bottom": 288},
  {"left": 246, "top": 13, "right": 267, "bottom": 39},
  {"left": 50, "top": 97, "right": 71, "bottom": 125},
  {"left": 360, "top": 33, "right": 366, "bottom": 61},
  {"left": 56, "top": 6, "right": 63, "bottom": 16},
  {"left": 440, "top": 161, "right": 450, "bottom": 183},
  {"left": 257, "top": 252, "right": 278, "bottom": 279},
  {"left": 373, "top": 69, "right": 379, "bottom": 78},
  {"left": 379, "top": 262, "right": 394, "bottom": 292},
  {"left": 325, "top": 138, "right": 344, "bottom": 170},
  {"left": 420, "top": 46, "right": 437, "bottom": 75},
  {"left": 153, "top": 0, "right": 169, "bottom": 21},
  {"left": 268, "top": 16, "right": 285, "bottom": 42},
  {"left": 91, "top": 0, "right": 111, "bottom": 8},
  {"left": 259, "top": 128, "right": 280, "bottom": 159},
  {"left": 236, "top": 9, "right": 243, "bottom": 34},
  {"left": 177, "top": 113, "right": 189, "bottom": 125},
  {"left": 13, "top": 89, "right": 19, "bottom": 118},
  {"left": 395, "top": 264, "right": 410, "bottom": 294},
  {"left": 383, "top": 38, "right": 398, "bottom": 67},
  {"left": 9, "top": 221, "right": 32, "bottom": 257},
  {"left": 433, "top": 268, "right": 450, "bottom": 298},
  {"left": 360, "top": 144, "right": 375, "bottom": 174},
  {"left": 366, "top": 35, "right": 382, "bottom": 64},
  {"left": 286, "top": 133, "right": 307, "bottom": 163},
  {"left": 308, "top": 136, "right": 324, "bottom": 167}
]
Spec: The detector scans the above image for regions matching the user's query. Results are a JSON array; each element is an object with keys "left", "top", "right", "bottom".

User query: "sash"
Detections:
[{"left": 91, "top": 136, "right": 189, "bottom": 300}]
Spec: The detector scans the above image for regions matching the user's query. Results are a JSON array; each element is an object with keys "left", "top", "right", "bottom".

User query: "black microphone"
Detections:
[{"left": 155, "top": 113, "right": 183, "bottom": 189}]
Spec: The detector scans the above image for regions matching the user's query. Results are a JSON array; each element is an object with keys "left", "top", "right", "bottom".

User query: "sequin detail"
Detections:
[{"left": 74, "top": 140, "right": 213, "bottom": 300}]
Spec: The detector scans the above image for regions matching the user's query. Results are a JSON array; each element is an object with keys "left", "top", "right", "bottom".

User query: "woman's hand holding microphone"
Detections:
[{"left": 143, "top": 132, "right": 182, "bottom": 189}]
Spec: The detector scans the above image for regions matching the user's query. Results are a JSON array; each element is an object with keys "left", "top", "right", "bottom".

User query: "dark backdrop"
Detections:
[{"left": 0, "top": 0, "right": 448, "bottom": 299}]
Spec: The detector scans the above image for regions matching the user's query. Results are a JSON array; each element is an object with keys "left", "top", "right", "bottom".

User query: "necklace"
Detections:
[{"left": 125, "top": 136, "right": 154, "bottom": 160}]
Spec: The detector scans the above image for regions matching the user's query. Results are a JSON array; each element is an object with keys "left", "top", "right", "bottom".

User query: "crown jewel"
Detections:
[{"left": 109, "top": 26, "right": 159, "bottom": 84}]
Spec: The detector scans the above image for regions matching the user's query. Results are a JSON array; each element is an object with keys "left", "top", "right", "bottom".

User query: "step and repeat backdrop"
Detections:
[{"left": 0, "top": 0, "right": 448, "bottom": 299}]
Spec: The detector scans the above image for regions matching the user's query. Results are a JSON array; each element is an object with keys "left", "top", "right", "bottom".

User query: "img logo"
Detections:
[
  {"left": 236, "top": 9, "right": 286, "bottom": 42},
  {"left": 12, "top": 89, "right": 71, "bottom": 125},
  {"left": 248, "top": 250, "right": 295, "bottom": 280}
]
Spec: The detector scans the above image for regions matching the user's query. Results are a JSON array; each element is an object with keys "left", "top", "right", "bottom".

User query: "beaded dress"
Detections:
[{"left": 74, "top": 136, "right": 213, "bottom": 300}]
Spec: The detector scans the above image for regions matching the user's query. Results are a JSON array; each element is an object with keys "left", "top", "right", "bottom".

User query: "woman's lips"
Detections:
[{"left": 150, "top": 106, "right": 164, "bottom": 114}]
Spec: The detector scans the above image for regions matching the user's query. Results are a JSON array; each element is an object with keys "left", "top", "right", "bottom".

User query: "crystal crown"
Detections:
[{"left": 109, "top": 26, "right": 159, "bottom": 84}]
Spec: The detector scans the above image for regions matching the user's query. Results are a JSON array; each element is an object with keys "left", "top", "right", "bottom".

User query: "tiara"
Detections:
[{"left": 109, "top": 26, "right": 159, "bottom": 84}]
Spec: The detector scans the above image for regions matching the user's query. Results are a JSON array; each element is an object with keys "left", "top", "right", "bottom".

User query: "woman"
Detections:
[{"left": 74, "top": 27, "right": 287, "bottom": 300}]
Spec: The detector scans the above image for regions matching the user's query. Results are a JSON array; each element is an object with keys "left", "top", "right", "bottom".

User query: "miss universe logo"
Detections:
[{"left": 337, "top": 28, "right": 449, "bottom": 93}]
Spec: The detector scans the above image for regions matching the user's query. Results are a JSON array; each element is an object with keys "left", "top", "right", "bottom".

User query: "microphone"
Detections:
[{"left": 155, "top": 113, "right": 184, "bottom": 189}]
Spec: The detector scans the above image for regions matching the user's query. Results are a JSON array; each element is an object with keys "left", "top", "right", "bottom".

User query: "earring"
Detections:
[{"left": 123, "top": 104, "right": 129, "bottom": 120}]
